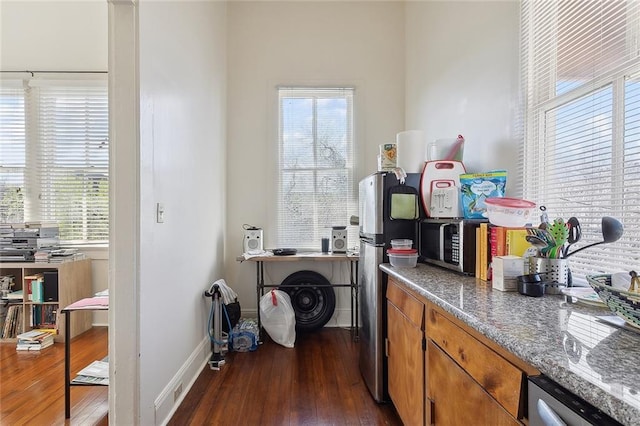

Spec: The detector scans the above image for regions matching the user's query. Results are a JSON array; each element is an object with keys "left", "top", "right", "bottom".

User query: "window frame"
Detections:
[
  {"left": 0, "top": 74, "right": 109, "bottom": 246},
  {"left": 275, "top": 86, "right": 358, "bottom": 250},
  {"left": 520, "top": 0, "right": 640, "bottom": 282}
]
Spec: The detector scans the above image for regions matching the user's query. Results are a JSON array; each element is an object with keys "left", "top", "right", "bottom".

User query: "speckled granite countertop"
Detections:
[{"left": 381, "top": 263, "right": 640, "bottom": 426}]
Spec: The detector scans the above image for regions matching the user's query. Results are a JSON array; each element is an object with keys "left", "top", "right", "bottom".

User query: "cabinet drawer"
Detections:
[
  {"left": 427, "top": 307, "right": 524, "bottom": 419},
  {"left": 428, "top": 341, "right": 519, "bottom": 426},
  {"left": 387, "top": 279, "right": 424, "bottom": 329}
]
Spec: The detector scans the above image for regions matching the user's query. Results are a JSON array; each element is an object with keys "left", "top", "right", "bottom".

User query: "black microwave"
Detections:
[{"left": 418, "top": 218, "right": 487, "bottom": 275}]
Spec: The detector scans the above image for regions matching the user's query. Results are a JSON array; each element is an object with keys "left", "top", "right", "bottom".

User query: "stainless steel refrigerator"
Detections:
[{"left": 358, "top": 171, "right": 423, "bottom": 402}]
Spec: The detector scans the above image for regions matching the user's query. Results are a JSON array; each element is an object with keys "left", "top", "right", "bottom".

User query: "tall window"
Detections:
[
  {"left": 0, "top": 83, "right": 25, "bottom": 224},
  {"left": 521, "top": 1, "right": 640, "bottom": 280},
  {"left": 277, "top": 87, "right": 356, "bottom": 249},
  {"left": 0, "top": 77, "right": 109, "bottom": 244}
]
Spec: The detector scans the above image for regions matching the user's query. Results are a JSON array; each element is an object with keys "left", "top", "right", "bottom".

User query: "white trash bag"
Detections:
[{"left": 259, "top": 289, "right": 296, "bottom": 348}]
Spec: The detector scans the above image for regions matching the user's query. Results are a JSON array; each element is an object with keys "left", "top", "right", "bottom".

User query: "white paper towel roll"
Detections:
[{"left": 396, "top": 130, "right": 426, "bottom": 173}]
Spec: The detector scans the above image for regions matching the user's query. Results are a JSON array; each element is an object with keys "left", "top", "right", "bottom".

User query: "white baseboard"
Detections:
[{"left": 154, "top": 336, "right": 211, "bottom": 426}]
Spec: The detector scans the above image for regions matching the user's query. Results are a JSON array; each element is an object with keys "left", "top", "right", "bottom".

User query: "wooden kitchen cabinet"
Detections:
[
  {"left": 427, "top": 340, "right": 519, "bottom": 426},
  {"left": 427, "top": 306, "right": 525, "bottom": 418},
  {"left": 386, "top": 279, "right": 425, "bottom": 426},
  {"left": 426, "top": 302, "right": 534, "bottom": 425},
  {"left": 385, "top": 275, "right": 538, "bottom": 425}
]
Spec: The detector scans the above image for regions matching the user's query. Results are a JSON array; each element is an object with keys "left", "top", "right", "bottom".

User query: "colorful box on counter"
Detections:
[
  {"left": 459, "top": 170, "right": 507, "bottom": 219},
  {"left": 378, "top": 143, "right": 397, "bottom": 171}
]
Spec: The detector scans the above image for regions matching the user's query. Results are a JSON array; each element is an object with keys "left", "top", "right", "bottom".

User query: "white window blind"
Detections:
[
  {"left": 521, "top": 0, "right": 640, "bottom": 280},
  {"left": 0, "top": 83, "right": 26, "bottom": 223},
  {"left": 277, "top": 87, "right": 356, "bottom": 249},
  {"left": 0, "top": 78, "right": 108, "bottom": 244}
]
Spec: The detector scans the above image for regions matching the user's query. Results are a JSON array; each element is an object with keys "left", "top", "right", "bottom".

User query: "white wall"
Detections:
[
  {"left": 0, "top": 0, "right": 109, "bottom": 325},
  {"left": 0, "top": 0, "right": 107, "bottom": 71},
  {"left": 1, "top": 1, "right": 227, "bottom": 423},
  {"left": 137, "top": 1, "right": 227, "bottom": 423},
  {"left": 405, "top": 1, "right": 521, "bottom": 191},
  {"left": 225, "top": 1, "right": 406, "bottom": 318}
]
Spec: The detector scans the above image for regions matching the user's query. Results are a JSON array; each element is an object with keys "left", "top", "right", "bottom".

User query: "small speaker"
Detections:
[
  {"left": 244, "top": 228, "right": 263, "bottom": 253},
  {"left": 331, "top": 229, "right": 347, "bottom": 253},
  {"left": 43, "top": 271, "right": 59, "bottom": 302}
]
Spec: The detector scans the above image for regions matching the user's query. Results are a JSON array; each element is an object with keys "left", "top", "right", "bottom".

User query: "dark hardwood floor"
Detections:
[
  {"left": 169, "top": 328, "right": 402, "bottom": 426},
  {"left": 0, "top": 326, "right": 109, "bottom": 426},
  {"left": 1, "top": 327, "right": 401, "bottom": 425}
]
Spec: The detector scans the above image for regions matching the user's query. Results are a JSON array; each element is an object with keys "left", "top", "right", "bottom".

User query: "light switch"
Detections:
[{"left": 156, "top": 203, "right": 165, "bottom": 223}]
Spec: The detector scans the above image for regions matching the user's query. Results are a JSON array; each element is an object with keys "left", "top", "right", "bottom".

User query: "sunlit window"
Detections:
[
  {"left": 521, "top": 0, "right": 640, "bottom": 279},
  {"left": 277, "top": 87, "right": 356, "bottom": 249},
  {"left": 0, "top": 78, "right": 109, "bottom": 244}
]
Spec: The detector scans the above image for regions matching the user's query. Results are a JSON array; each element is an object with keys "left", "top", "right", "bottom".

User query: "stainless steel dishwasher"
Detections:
[{"left": 528, "top": 375, "right": 622, "bottom": 426}]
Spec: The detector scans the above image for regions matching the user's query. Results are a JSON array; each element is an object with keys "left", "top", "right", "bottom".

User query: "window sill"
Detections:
[{"left": 62, "top": 244, "right": 109, "bottom": 260}]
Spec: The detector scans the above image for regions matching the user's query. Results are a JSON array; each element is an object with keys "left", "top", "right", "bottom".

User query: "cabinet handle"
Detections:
[
  {"left": 385, "top": 338, "right": 389, "bottom": 357},
  {"left": 428, "top": 398, "right": 435, "bottom": 425}
]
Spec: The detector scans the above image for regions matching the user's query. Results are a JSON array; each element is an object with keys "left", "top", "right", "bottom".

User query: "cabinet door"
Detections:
[
  {"left": 427, "top": 307, "right": 524, "bottom": 418},
  {"left": 427, "top": 341, "right": 519, "bottom": 426},
  {"left": 387, "top": 301, "right": 424, "bottom": 426}
]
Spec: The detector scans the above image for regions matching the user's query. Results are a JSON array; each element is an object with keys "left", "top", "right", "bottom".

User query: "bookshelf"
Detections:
[{"left": 0, "top": 258, "right": 93, "bottom": 343}]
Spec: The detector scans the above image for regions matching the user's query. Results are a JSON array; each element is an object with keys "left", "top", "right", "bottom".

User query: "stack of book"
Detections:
[
  {"left": 49, "top": 248, "right": 85, "bottom": 263},
  {"left": 0, "top": 222, "right": 60, "bottom": 262},
  {"left": 16, "top": 329, "right": 55, "bottom": 351},
  {"left": 476, "top": 224, "right": 536, "bottom": 282}
]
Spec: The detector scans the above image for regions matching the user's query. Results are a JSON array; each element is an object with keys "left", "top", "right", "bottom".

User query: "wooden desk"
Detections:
[
  {"left": 62, "top": 297, "right": 109, "bottom": 419},
  {"left": 240, "top": 252, "right": 359, "bottom": 341}
]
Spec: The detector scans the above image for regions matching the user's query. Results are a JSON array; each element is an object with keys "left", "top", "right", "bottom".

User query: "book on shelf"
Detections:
[
  {"left": 488, "top": 225, "right": 507, "bottom": 281},
  {"left": 478, "top": 222, "right": 490, "bottom": 281},
  {"left": 32, "top": 278, "right": 44, "bottom": 303},
  {"left": 475, "top": 227, "right": 481, "bottom": 278},
  {"left": 25, "top": 274, "right": 44, "bottom": 295},
  {"left": 2, "top": 304, "right": 23, "bottom": 339},
  {"left": 505, "top": 228, "right": 534, "bottom": 257},
  {"left": 4, "top": 289, "right": 23, "bottom": 300},
  {"left": 490, "top": 226, "right": 507, "bottom": 258}
]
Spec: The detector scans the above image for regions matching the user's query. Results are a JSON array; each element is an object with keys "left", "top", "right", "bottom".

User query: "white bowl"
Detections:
[{"left": 484, "top": 197, "right": 536, "bottom": 227}]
